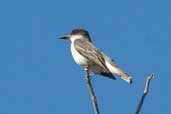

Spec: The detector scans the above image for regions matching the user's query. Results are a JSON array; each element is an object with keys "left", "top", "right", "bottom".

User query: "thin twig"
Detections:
[
  {"left": 85, "top": 69, "right": 100, "bottom": 114},
  {"left": 135, "top": 73, "right": 154, "bottom": 114}
]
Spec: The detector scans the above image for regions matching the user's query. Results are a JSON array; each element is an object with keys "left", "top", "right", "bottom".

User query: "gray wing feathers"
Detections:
[{"left": 74, "top": 39, "right": 114, "bottom": 77}]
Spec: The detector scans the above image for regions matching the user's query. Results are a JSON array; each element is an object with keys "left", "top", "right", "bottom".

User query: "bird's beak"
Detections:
[{"left": 58, "top": 34, "right": 71, "bottom": 40}]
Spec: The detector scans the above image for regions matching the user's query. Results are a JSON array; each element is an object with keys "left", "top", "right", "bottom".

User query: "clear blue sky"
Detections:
[{"left": 0, "top": 0, "right": 170, "bottom": 114}]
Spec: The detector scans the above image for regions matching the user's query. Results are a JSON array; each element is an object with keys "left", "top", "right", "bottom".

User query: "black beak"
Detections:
[{"left": 58, "top": 34, "right": 71, "bottom": 40}]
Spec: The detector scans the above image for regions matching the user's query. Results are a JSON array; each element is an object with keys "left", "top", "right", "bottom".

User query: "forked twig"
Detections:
[
  {"left": 85, "top": 69, "right": 100, "bottom": 114},
  {"left": 135, "top": 73, "right": 154, "bottom": 114}
]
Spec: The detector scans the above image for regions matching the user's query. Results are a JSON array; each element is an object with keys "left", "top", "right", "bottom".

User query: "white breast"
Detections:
[{"left": 71, "top": 42, "right": 88, "bottom": 67}]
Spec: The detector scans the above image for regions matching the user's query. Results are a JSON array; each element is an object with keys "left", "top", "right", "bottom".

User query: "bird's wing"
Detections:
[
  {"left": 100, "top": 51, "right": 118, "bottom": 67},
  {"left": 74, "top": 39, "right": 113, "bottom": 77}
]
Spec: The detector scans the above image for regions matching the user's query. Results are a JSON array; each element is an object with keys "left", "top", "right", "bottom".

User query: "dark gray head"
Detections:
[{"left": 59, "top": 28, "right": 92, "bottom": 42}]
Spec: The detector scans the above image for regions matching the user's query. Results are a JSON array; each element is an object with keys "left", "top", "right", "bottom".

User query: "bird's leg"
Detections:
[{"left": 84, "top": 68, "right": 100, "bottom": 114}]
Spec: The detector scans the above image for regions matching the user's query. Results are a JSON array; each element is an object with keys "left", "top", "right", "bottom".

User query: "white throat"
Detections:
[
  {"left": 70, "top": 35, "right": 84, "bottom": 43},
  {"left": 70, "top": 36, "right": 88, "bottom": 67}
]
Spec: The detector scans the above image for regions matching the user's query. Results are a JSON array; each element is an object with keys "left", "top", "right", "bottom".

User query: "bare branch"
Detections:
[
  {"left": 85, "top": 69, "right": 100, "bottom": 114},
  {"left": 135, "top": 73, "right": 154, "bottom": 114}
]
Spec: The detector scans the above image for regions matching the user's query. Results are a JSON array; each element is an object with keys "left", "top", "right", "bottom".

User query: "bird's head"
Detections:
[{"left": 59, "top": 28, "right": 92, "bottom": 42}]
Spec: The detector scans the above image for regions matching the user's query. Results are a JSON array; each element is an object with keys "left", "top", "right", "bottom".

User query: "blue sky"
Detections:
[{"left": 0, "top": 0, "right": 170, "bottom": 114}]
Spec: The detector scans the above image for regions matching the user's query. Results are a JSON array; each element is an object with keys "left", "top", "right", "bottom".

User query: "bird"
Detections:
[{"left": 59, "top": 28, "right": 132, "bottom": 84}]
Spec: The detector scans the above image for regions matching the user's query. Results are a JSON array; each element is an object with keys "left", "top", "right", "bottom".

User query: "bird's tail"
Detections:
[
  {"left": 101, "top": 51, "right": 132, "bottom": 84},
  {"left": 107, "top": 64, "right": 132, "bottom": 84},
  {"left": 116, "top": 69, "right": 132, "bottom": 84}
]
